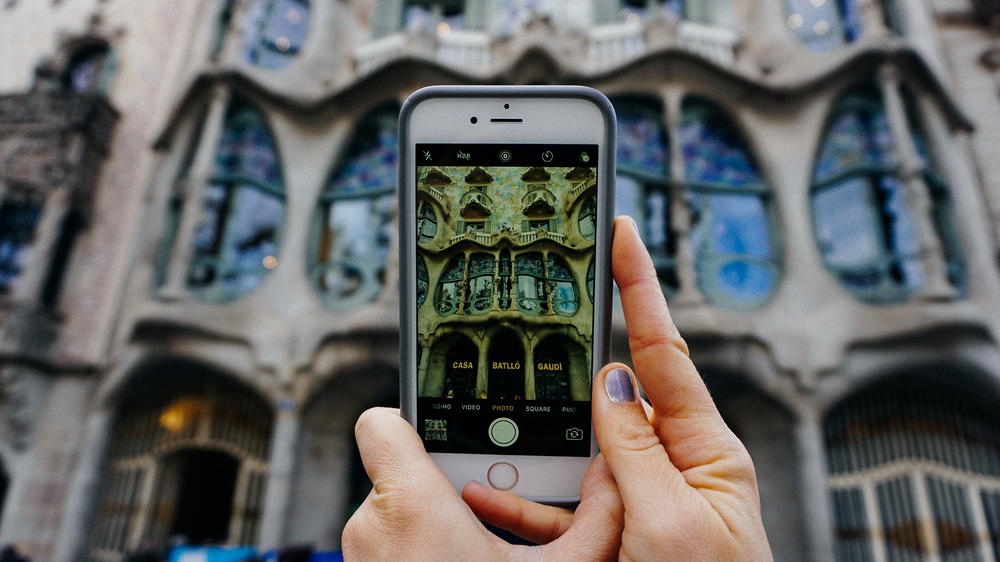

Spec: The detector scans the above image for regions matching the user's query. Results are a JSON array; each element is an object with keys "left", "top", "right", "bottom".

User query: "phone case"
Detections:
[{"left": 397, "top": 85, "right": 616, "bottom": 484}]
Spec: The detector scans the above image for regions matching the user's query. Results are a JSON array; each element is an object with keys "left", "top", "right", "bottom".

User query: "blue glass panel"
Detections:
[
  {"left": 814, "top": 102, "right": 896, "bottom": 185},
  {"left": 680, "top": 107, "right": 761, "bottom": 186},
  {"left": 0, "top": 199, "right": 41, "bottom": 294},
  {"left": 813, "top": 177, "right": 883, "bottom": 270},
  {"left": 223, "top": 186, "right": 282, "bottom": 292},
  {"left": 615, "top": 108, "right": 668, "bottom": 177},
  {"left": 615, "top": 174, "right": 643, "bottom": 221},
  {"left": 689, "top": 193, "right": 775, "bottom": 302},
  {"left": 215, "top": 110, "right": 283, "bottom": 188},
  {"left": 328, "top": 116, "right": 398, "bottom": 197},
  {"left": 244, "top": 0, "right": 310, "bottom": 69},
  {"left": 785, "top": 0, "right": 861, "bottom": 52}
]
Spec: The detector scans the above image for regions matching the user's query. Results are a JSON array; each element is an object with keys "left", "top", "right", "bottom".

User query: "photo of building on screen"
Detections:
[{"left": 416, "top": 165, "right": 596, "bottom": 402}]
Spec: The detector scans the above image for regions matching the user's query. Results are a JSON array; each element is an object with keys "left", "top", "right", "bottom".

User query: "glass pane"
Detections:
[
  {"left": 0, "top": 198, "right": 41, "bottom": 295},
  {"left": 616, "top": 174, "right": 643, "bottom": 223},
  {"left": 464, "top": 254, "right": 495, "bottom": 315},
  {"left": 785, "top": 0, "right": 860, "bottom": 52},
  {"left": 615, "top": 105, "right": 669, "bottom": 177},
  {"left": 404, "top": 0, "right": 465, "bottom": 31},
  {"left": 547, "top": 255, "right": 578, "bottom": 316},
  {"left": 221, "top": 186, "right": 282, "bottom": 293},
  {"left": 435, "top": 255, "right": 465, "bottom": 315},
  {"left": 681, "top": 104, "right": 762, "bottom": 187},
  {"left": 244, "top": 0, "right": 310, "bottom": 69},
  {"left": 812, "top": 178, "right": 883, "bottom": 282},
  {"left": 327, "top": 114, "right": 398, "bottom": 197},
  {"left": 215, "top": 108, "right": 283, "bottom": 189},
  {"left": 417, "top": 255, "right": 428, "bottom": 308},
  {"left": 645, "top": 189, "right": 670, "bottom": 254},
  {"left": 815, "top": 100, "right": 896, "bottom": 185},
  {"left": 578, "top": 197, "right": 596, "bottom": 241}
]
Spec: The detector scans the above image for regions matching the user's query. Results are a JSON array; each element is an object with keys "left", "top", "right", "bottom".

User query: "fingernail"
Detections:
[
  {"left": 629, "top": 217, "right": 641, "bottom": 239},
  {"left": 605, "top": 368, "right": 636, "bottom": 403}
]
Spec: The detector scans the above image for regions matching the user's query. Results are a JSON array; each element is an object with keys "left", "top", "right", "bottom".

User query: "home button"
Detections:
[{"left": 487, "top": 462, "right": 519, "bottom": 491}]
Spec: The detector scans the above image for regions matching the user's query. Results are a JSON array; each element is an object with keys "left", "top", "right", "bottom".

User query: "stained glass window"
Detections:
[
  {"left": 682, "top": 98, "right": 778, "bottom": 309},
  {"left": 785, "top": 0, "right": 862, "bottom": 52},
  {"left": 0, "top": 196, "right": 41, "bottom": 295},
  {"left": 435, "top": 255, "right": 466, "bottom": 316},
  {"left": 578, "top": 196, "right": 596, "bottom": 241},
  {"left": 244, "top": 0, "right": 310, "bottom": 69},
  {"left": 515, "top": 252, "right": 547, "bottom": 315},
  {"left": 825, "top": 381, "right": 1000, "bottom": 560},
  {"left": 417, "top": 255, "right": 428, "bottom": 309},
  {"left": 464, "top": 253, "right": 495, "bottom": 315},
  {"left": 811, "top": 87, "right": 925, "bottom": 303},
  {"left": 188, "top": 99, "right": 284, "bottom": 302},
  {"left": 613, "top": 98, "right": 677, "bottom": 289},
  {"left": 313, "top": 106, "right": 398, "bottom": 309},
  {"left": 417, "top": 201, "right": 438, "bottom": 243},
  {"left": 547, "top": 255, "right": 579, "bottom": 316},
  {"left": 586, "top": 258, "right": 595, "bottom": 303}
]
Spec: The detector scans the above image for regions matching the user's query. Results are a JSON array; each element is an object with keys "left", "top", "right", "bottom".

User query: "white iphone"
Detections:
[{"left": 398, "top": 86, "right": 615, "bottom": 502}]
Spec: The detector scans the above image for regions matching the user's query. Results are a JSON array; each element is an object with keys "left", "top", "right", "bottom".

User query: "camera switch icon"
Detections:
[{"left": 565, "top": 427, "right": 584, "bottom": 441}]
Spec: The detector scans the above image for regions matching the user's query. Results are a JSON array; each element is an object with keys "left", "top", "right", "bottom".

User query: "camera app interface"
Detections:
[{"left": 415, "top": 144, "right": 598, "bottom": 457}]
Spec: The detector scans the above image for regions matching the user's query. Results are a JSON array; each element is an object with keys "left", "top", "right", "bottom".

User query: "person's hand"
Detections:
[
  {"left": 341, "top": 407, "right": 624, "bottom": 560},
  {"left": 464, "top": 216, "right": 773, "bottom": 561}
]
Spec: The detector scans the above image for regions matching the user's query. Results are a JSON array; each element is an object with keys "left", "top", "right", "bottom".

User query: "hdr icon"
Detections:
[{"left": 565, "top": 427, "right": 584, "bottom": 441}]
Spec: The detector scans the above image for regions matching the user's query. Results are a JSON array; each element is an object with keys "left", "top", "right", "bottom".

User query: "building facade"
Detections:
[{"left": 0, "top": 0, "right": 999, "bottom": 561}]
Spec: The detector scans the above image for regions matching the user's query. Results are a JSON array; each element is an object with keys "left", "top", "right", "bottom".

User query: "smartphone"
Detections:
[{"left": 399, "top": 86, "right": 614, "bottom": 502}]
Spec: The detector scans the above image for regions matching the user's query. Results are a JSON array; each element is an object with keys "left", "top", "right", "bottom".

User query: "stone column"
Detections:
[
  {"left": 524, "top": 341, "right": 535, "bottom": 400},
  {"left": 258, "top": 404, "right": 301, "bottom": 551},
  {"left": 794, "top": 406, "right": 836, "bottom": 562},
  {"left": 12, "top": 186, "right": 70, "bottom": 303},
  {"left": 52, "top": 409, "right": 113, "bottom": 562},
  {"left": 878, "top": 64, "right": 954, "bottom": 300},
  {"left": 476, "top": 336, "right": 489, "bottom": 398},
  {"left": 662, "top": 88, "right": 703, "bottom": 305},
  {"left": 159, "top": 85, "right": 231, "bottom": 300}
]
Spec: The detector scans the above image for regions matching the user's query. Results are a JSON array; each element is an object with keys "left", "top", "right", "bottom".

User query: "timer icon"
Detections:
[{"left": 541, "top": 150, "right": 554, "bottom": 163}]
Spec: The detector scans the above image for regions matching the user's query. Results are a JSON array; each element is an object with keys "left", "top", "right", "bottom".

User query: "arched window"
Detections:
[
  {"left": 243, "top": 0, "right": 310, "bottom": 69},
  {"left": 515, "top": 252, "right": 547, "bottom": 315},
  {"left": 785, "top": 0, "right": 862, "bottom": 52},
  {"left": 578, "top": 196, "right": 596, "bottom": 241},
  {"left": 416, "top": 254, "right": 428, "bottom": 309},
  {"left": 613, "top": 99, "right": 676, "bottom": 289},
  {"left": 811, "top": 86, "right": 924, "bottom": 303},
  {"left": 464, "top": 253, "right": 495, "bottom": 315},
  {"left": 188, "top": 98, "right": 284, "bottom": 302},
  {"left": 825, "top": 378, "right": 1000, "bottom": 561},
  {"left": 313, "top": 106, "right": 397, "bottom": 309},
  {"left": 417, "top": 201, "right": 438, "bottom": 243},
  {"left": 681, "top": 98, "right": 778, "bottom": 309},
  {"left": 547, "top": 255, "right": 579, "bottom": 316},
  {"left": 63, "top": 43, "right": 113, "bottom": 93},
  {"left": 434, "top": 255, "right": 465, "bottom": 316}
]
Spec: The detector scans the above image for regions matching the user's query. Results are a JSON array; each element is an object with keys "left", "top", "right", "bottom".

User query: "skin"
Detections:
[{"left": 342, "top": 216, "right": 773, "bottom": 561}]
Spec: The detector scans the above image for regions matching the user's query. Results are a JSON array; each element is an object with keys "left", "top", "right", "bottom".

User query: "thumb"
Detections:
[{"left": 592, "top": 363, "right": 686, "bottom": 510}]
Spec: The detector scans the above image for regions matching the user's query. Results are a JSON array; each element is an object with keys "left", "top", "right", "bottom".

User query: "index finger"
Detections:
[{"left": 611, "top": 216, "right": 733, "bottom": 470}]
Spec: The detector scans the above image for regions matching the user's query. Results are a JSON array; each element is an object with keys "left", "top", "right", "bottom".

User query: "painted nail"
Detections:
[{"left": 605, "top": 368, "right": 636, "bottom": 403}]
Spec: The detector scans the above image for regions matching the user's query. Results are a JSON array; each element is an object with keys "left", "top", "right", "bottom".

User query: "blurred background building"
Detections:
[{"left": 0, "top": 0, "right": 999, "bottom": 560}]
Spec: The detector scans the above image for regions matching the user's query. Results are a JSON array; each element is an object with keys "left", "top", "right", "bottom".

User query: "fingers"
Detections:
[
  {"left": 462, "top": 455, "right": 625, "bottom": 552},
  {"left": 591, "top": 363, "right": 688, "bottom": 510},
  {"left": 543, "top": 455, "right": 625, "bottom": 560},
  {"left": 462, "top": 481, "right": 574, "bottom": 544},
  {"left": 611, "top": 216, "right": 735, "bottom": 470},
  {"left": 354, "top": 407, "right": 456, "bottom": 497}
]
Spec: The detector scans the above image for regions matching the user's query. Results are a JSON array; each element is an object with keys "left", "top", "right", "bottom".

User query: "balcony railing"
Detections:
[{"left": 356, "top": 18, "right": 738, "bottom": 76}]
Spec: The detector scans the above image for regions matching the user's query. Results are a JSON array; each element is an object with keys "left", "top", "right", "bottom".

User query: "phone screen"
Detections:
[{"left": 415, "top": 143, "right": 598, "bottom": 457}]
